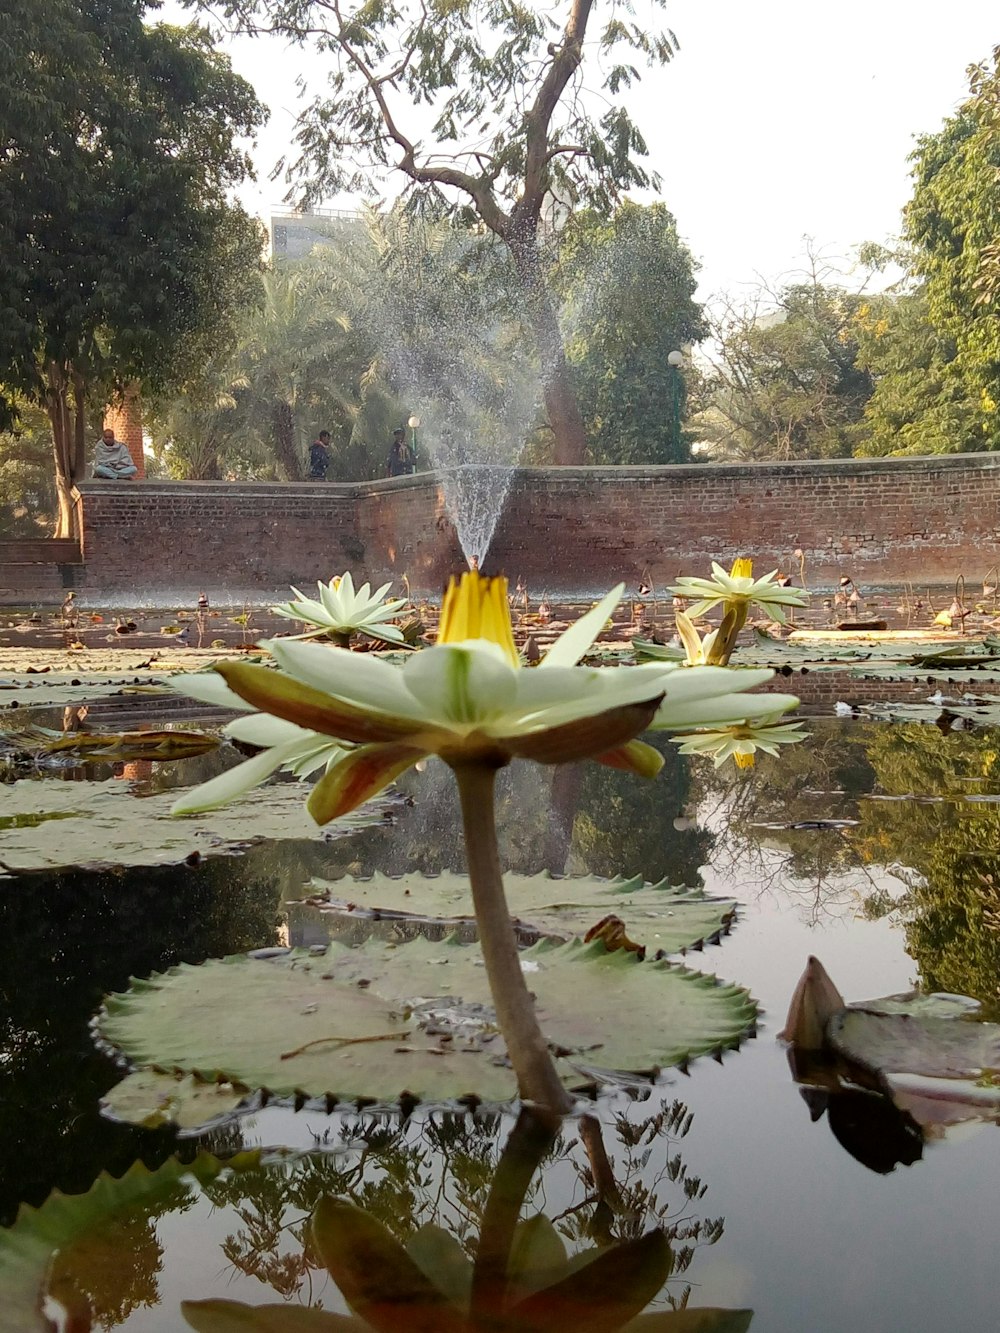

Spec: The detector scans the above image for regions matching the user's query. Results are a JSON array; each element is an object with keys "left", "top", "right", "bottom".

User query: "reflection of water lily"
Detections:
[
  {"left": 675, "top": 610, "right": 723, "bottom": 666},
  {"left": 670, "top": 558, "right": 808, "bottom": 624},
  {"left": 671, "top": 714, "right": 807, "bottom": 769},
  {"left": 174, "top": 573, "right": 792, "bottom": 825},
  {"left": 170, "top": 671, "right": 347, "bottom": 814},
  {"left": 271, "top": 572, "right": 409, "bottom": 645}
]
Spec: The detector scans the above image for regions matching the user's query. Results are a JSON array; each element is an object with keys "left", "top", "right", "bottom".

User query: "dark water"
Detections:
[{"left": 3, "top": 716, "right": 1000, "bottom": 1330}]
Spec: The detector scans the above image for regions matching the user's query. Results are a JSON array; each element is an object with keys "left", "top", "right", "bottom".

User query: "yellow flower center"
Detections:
[
  {"left": 733, "top": 751, "right": 756, "bottom": 769},
  {"left": 730, "top": 557, "right": 753, "bottom": 580},
  {"left": 438, "top": 572, "right": 520, "bottom": 668}
]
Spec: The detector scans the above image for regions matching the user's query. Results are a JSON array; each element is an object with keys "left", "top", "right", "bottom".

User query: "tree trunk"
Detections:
[
  {"left": 509, "top": 234, "right": 588, "bottom": 466},
  {"left": 45, "top": 361, "right": 82, "bottom": 539},
  {"left": 271, "top": 400, "right": 300, "bottom": 480}
]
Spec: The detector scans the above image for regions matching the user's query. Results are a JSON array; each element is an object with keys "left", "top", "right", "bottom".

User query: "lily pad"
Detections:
[
  {"left": 100, "top": 1069, "right": 250, "bottom": 1132},
  {"left": 97, "top": 939, "right": 758, "bottom": 1112},
  {"left": 0, "top": 1152, "right": 259, "bottom": 1333},
  {"left": 305, "top": 872, "right": 738, "bottom": 954},
  {"left": 0, "top": 778, "right": 389, "bottom": 876}
]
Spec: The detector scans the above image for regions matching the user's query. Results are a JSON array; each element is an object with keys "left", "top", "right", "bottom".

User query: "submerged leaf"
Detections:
[{"left": 183, "top": 1302, "right": 363, "bottom": 1330}]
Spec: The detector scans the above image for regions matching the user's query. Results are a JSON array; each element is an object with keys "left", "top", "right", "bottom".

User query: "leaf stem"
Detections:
[{"left": 452, "top": 761, "right": 573, "bottom": 1114}]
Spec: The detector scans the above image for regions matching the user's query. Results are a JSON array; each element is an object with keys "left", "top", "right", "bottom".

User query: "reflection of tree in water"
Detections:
[
  {"left": 204, "top": 1102, "right": 725, "bottom": 1315},
  {"left": 685, "top": 722, "right": 879, "bottom": 922},
  {"left": 47, "top": 1182, "right": 192, "bottom": 1329},
  {"left": 854, "top": 724, "right": 1000, "bottom": 1002},
  {"left": 571, "top": 736, "right": 713, "bottom": 886},
  {"left": 305, "top": 745, "right": 711, "bottom": 885},
  {"left": 0, "top": 857, "right": 281, "bottom": 1225}
]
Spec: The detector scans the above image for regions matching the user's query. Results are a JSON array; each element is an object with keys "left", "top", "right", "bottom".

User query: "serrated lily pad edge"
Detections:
[{"left": 94, "top": 940, "right": 759, "bottom": 1114}]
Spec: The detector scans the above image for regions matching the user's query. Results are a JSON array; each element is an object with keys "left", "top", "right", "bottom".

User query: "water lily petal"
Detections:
[
  {"left": 357, "top": 623, "right": 406, "bottom": 644},
  {"left": 402, "top": 642, "right": 518, "bottom": 724},
  {"left": 169, "top": 671, "right": 255, "bottom": 712},
  {"left": 224, "top": 714, "right": 316, "bottom": 747},
  {"left": 265, "top": 639, "right": 427, "bottom": 720},
  {"left": 307, "top": 743, "right": 425, "bottom": 823},
  {"left": 507, "top": 696, "right": 663, "bottom": 765},
  {"left": 594, "top": 739, "right": 665, "bottom": 778},
  {"left": 655, "top": 690, "right": 800, "bottom": 730},
  {"left": 540, "top": 583, "right": 625, "bottom": 668},
  {"left": 171, "top": 742, "right": 294, "bottom": 815},
  {"left": 216, "top": 661, "right": 428, "bottom": 743},
  {"left": 657, "top": 666, "right": 774, "bottom": 702}
]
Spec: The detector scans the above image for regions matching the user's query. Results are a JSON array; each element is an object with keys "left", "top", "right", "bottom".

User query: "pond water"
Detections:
[{"left": 4, "top": 694, "right": 1000, "bottom": 1332}]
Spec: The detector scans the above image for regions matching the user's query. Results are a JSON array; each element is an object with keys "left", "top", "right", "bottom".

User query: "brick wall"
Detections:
[{"left": 64, "top": 452, "right": 1000, "bottom": 605}]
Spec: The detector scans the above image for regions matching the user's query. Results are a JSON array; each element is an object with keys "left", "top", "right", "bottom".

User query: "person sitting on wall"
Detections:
[
  {"left": 386, "top": 427, "right": 415, "bottom": 477},
  {"left": 93, "top": 428, "right": 138, "bottom": 479},
  {"left": 308, "top": 430, "right": 332, "bottom": 480}
]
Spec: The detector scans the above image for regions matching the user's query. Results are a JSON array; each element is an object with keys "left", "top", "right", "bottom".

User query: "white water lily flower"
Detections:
[
  {"left": 169, "top": 670, "right": 348, "bottom": 814},
  {"left": 670, "top": 558, "right": 808, "bottom": 625},
  {"left": 671, "top": 714, "right": 808, "bottom": 769},
  {"left": 271, "top": 572, "right": 409, "bottom": 644},
  {"left": 171, "top": 573, "right": 797, "bottom": 824},
  {"left": 675, "top": 611, "right": 723, "bottom": 666}
]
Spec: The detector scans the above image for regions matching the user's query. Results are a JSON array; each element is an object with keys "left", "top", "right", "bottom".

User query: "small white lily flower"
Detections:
[
  {"left": 671, "top": 713, "right": 808, "bottom": 769},
  {"left": 669, "top": 558, "right": 808, "bottom": 625},
  {"left": 172, "top": 573, "right": 797, "bottom": 824},
  {"left": 271, "top": 572, "right": 409, "bottom": 645}
]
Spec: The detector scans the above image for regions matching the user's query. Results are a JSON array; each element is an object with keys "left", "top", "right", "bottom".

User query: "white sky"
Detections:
[{"left": 172, "top": 1, "right": 999, "bottom": 305}]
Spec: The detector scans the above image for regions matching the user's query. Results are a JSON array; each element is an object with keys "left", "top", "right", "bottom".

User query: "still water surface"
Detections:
[{"left": 3, "top": 715, "right": 1000, "bottom": 1330}]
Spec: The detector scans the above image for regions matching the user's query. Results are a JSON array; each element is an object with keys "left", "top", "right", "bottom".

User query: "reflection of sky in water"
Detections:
[{"left": 10, "top": 719, "right": 1000, "bottom": 1330}]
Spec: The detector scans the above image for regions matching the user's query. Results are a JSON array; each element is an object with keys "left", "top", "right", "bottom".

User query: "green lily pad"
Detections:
[
  {"left": 100, "top": 1069, "right": 250, "bottom": 1131},
  {"left": 0, "top": 1152, "right": 259, "bottom": 1333},
  {"left": 97, "top": 939, "right": 758, "bottom": 1113},
  {"left": 305, "top": 873, "right": 738, "bottom": 954},
  {"left": 0, "top": 778, "right": 388, "bottom": 876}
]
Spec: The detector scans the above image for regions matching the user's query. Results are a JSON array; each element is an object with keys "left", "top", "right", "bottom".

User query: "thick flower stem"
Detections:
[{"left": 452, "top": 761, "right": 573, "bottom": 1114}]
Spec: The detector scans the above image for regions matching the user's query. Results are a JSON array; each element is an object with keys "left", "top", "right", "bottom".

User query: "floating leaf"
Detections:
[
  {"left": 97, "top": 939, "right": 757, "bottom": 1114},
  {"left": 0, "top": 778, "right": 389, "bottom": 875},
  {"left": 100, "top": 1069, "right": 249, "bottom": 1131},
  {"left": 3, "top": 724, "right": 219, "bottom": 761},
  {"left": 306, "top": 873, "right": 738, "bottom": 954}
]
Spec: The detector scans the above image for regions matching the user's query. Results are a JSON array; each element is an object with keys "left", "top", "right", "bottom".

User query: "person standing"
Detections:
[
  {"left": 308, "top": 430, "right": 332, "bottom": 480},
  {"left": 92, "top": 428, "right": 138, "bottom": 479},
  {"left": 386, "top": 426, "right": 415, "bottom": 477}
]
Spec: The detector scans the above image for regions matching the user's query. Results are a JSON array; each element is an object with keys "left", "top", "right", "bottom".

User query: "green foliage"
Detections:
[
  {"left": 852, "top": 287, "right": 983, "bottom": 455},
  {"left": 700, "top": 263, "right": 874, "bottom": 460},
  {"left": 556, "top": 202, "right": 707, "bottom": 464},
  {"left": 857, "top": 47, "right": 1000, "bottom": 454},
  {"left": 0, "top": 1, "right": 265, "bottom": 524},
  {"left": 0, "top": 400, "right": 56, "bottom": 537}
]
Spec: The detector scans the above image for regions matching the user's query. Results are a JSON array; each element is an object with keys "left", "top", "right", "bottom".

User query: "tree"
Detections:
[
  {"left": 555, "top": 201, "right": 707, "bottom": 463},
  {"left": 698, "top": 253, "right": 875, "bottom": 460},
  {"left": 855, "top": 48, "right": 1000, "bottom": 456},
  {"left": 852, "top": 285, "right": 984, "bottom": 456},
  {"left": 0, "top": 400, "right": 57, "bottom": 538},
  {"left": 0, "top": 2, "right": 265, "bottom": 534},
  {"left": 208, "top": 0, "right": 682, "bottom": 464}
]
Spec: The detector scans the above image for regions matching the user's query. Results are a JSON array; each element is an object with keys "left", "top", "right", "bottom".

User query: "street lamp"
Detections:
[
  {"left": 407, "top": 414, "right": 420, "bottom": 466},
  {"left": 667, "top": 349, "right": 684, "bottom": 461}
]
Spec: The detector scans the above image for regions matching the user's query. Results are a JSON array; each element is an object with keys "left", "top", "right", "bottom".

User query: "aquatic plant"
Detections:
[
  {"left": 671, "top": 714, "right": 808, "bottom": 770},
  {"left": 169, "top": 572, "right": 796, "bottom": 1111},
  {"left": 271, "top": 572, "right": 409, "bottom": 646}
]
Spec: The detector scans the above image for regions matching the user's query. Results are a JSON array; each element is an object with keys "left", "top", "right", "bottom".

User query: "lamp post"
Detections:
[
  {"left": 407, "top": 414, "right": 420, "bottom": 467},
  {"left": 667, "top": 349, "right": 684, "bottom": 461}
]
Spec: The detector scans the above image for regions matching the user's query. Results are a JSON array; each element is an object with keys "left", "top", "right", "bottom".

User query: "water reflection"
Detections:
[{"left": 14, "top": 1107, "right": 749, "bottom": 1331}]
